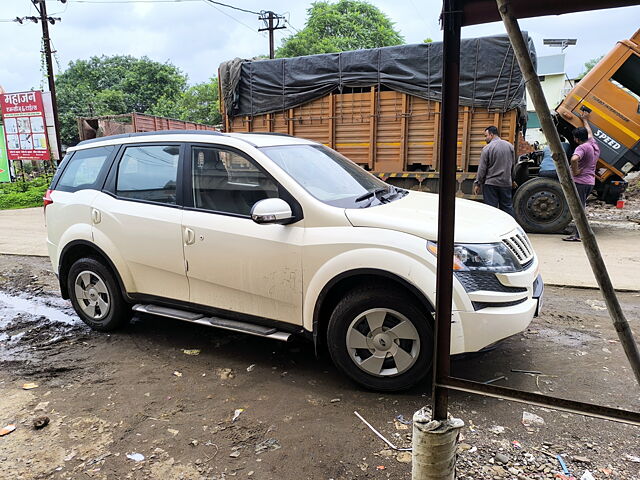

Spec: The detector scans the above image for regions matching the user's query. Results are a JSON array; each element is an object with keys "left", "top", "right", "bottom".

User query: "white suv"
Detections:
[{"left": 45, "top": 131, "right": 542, "bottom": 391}]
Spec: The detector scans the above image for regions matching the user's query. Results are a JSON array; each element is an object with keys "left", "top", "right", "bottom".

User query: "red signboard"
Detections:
[{"left": 0, "top": 90, "right": 51, "bottom": 161}]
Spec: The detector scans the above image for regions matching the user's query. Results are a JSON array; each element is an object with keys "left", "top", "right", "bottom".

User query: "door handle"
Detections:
[
  {"left": 184, "top": 227, "right": 195, "bottom": 245},
  {"left": 91, "top": 208, "right": 101, "bottom": 224}
]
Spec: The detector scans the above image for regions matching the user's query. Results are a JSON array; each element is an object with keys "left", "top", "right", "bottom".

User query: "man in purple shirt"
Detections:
[{"left": 564, "top": 112, "right": 599, "bottom": 242}]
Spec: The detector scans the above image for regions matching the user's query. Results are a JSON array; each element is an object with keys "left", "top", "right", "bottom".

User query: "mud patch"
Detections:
[
  {"left": 534, "top": 326, "right": 599, "bottom": 347},
  {"left": 0, "top": 290, "right": 88, "bottom": 370}
]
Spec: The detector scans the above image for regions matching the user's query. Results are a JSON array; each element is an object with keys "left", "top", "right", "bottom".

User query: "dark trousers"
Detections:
[
  {"left": 482, "top": 184, "right": 515, "bottom": 217},
  {"left": 573, "top": 183, "right": 594, "bottom": 238}
]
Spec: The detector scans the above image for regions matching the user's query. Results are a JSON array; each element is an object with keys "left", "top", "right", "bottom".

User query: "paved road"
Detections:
[
  {"left": 0, "top": 207, "right": 47, "bottom": 257},
  {"left": 1, "top": 207, "right": 639, "bottom": 290}
]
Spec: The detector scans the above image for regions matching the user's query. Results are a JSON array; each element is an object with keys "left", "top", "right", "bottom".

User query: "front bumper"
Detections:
[
  {"left": 450, "top": 270, "right": 543, "bottom": 355},
  {"left": 532, "top": 274, "right": 543, "bottom": 316}
]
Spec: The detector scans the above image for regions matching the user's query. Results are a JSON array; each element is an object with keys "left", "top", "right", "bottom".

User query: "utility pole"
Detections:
[
  {"left": 258, "top": 10, "right": 286, "bottom": 59},
  {"left": 33, "top": 0, "right": 63, "bottom": 162}
]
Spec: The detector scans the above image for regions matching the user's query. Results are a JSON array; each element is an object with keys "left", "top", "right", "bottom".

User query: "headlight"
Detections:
[{"left": 426, "top": 241, "right": 520, "bottom": 273}]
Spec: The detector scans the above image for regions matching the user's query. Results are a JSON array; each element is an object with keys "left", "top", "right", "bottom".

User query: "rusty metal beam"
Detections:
[
  {"left": 440, "top": 377, "right": 640, "bottom": 426},
  {"left": 431, "top": 0, "right": 462, "bottom": 422},
  {"left": 458, "top": 0, "right": 638, "bottom": 26}
]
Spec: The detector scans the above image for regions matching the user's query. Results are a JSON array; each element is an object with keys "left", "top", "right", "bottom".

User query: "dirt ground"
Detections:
[
  {"left": 587, "top": 172, "right": 640, "bottom": 230},
  {"left": 0, "top": 255, "right": 639, "bottom": 480}
]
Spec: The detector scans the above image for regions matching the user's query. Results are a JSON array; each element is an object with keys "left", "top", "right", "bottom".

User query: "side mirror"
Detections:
[{"left": 251, "top": 198, "right": 294, "bottom": 225}]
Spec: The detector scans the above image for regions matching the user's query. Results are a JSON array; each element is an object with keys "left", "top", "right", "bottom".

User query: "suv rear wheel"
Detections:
[
  {"left": 68, "top": 257, "right": 130, "bottom": 331},
  {"left": 327, "top": 286, "right": 433, "bottom": 391}
]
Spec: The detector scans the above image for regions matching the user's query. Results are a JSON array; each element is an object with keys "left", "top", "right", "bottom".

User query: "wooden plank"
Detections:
[
  {"left": 288, "top": 108, "right": 295, "bottom": 135},
  {"left": 433, "top": 101, "right": 441, "bottom": 170},
  {"left": 267, "top": 113, "right": 273, "bottom": 132},
  {"left": 400, "top": 93, "right": 409, "bottom": 169},
  {"left": 461, "top": 106, "right": 471, "bottom": 171},
  {"left": 329, "top": 93, "right": 335, "bottom": 148},
  {"left": 369, "top": 87, "right": 377, "bottom": 170}
]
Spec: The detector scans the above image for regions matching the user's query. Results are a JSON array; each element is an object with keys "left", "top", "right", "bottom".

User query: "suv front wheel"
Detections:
[
  {"left": 327, "top": 286, "right": 433, "bottom": 391},
  {"left": 68, "top": 257, "right": 130, "bottom": 331}
]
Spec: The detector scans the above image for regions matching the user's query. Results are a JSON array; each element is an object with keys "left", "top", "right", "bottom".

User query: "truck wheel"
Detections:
[
  {"left": 513, "top": 177, "right": 572, "bottom": 233},
  {"left": 68, "top": 257, "right": 130, "bottom": 332},
  {"left": 327, "top": 286, "right": 433, "bottom": 391}
]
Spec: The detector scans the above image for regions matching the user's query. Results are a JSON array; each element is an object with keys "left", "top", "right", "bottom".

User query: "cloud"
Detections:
[{"left": 0, "top": 1, "right": 638, "bottom": 92}]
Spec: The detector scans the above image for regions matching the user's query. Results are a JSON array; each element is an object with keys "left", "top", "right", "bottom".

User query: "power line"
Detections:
[
  {"left": 68, "top": 0, "right": 201, "bottom": 3},
  {"left": 200, "top": 0, "right": 266, "bottom": 37},
  {"left": 203, "top": 0, "right": 260, "bottom": 15},
  {"left": 284, "top": 19, "right": 299, "bottom": 33}
]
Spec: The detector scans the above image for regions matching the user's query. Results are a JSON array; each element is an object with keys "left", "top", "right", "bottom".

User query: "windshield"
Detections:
[{"left": 260, "top": 144, "right": 403, "bottom": 207}]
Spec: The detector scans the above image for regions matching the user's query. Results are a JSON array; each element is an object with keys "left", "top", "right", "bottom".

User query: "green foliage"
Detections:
[
  {"left": 276, "top": 0, "right": 404, "bottom": 58},
  {"left": 0, "top": 176, "right": 50, "bottom": 210},
  {"left": 56, "top": 55, "right": 188, "bottom": 146},
  {"left": 578, "top": 55, "right": 604, "bottom": 79},
  {"left": 150, "top": 77, "right": 222, "bottom": 126}
]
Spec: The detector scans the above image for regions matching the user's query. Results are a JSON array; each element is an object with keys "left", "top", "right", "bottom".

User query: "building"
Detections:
[{"left": 525, "top": 53, "right": 571, "bottom": 145}]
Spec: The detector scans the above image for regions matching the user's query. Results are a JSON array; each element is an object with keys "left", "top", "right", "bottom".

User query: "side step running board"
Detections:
[{"left": 132, "top": 304, "right": 291, "bottom": 342}]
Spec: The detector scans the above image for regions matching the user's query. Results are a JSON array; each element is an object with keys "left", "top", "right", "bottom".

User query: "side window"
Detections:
[
  {"left": 56, "top": 146, "right": 115, "bottom": 192},
  {"left": 610, "top": 54, "right": 640, "bottom": 102},
  {"left": 192, "top": 146, "right": 278, "bottom": 216},
  {"left": 116, "top": 145, "right": 180, "bottom": 204}
]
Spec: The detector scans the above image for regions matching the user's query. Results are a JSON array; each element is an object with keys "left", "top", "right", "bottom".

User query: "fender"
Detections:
[
  {"left": 58, "top": 239, "right": 130, "bottom": 301},
  {"left": 304, "top": 247, "right": 437, "bottom": 334},
  {"left": 51, "top": 222, "right": 93, "bottom": 274}
]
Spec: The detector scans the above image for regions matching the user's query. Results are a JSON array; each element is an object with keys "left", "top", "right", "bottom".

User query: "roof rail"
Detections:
[
  {"left": 233, "top": 132, "right": 295, "bottom": 138},
  {"left": 77, "top": 129, "right": 224, "bottom": 146}
]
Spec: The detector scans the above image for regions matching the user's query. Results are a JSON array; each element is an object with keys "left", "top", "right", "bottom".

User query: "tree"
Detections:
[
  {"left": 578, "top": 55, "right": 604, "bottom": 79},
  {"left": 56, "top": 55, "right": 187, "bottom": 146},
  {"left": 150, "top": 77, "right": 222, "bottom": 126},
  {"left": 276, "top": 0, "right": 404, "bottom": 58}
]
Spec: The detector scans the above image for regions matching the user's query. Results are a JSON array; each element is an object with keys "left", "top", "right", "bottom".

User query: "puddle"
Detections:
[
  {"left": 0, "top": 290, "right": 84, "bottom": 363},
  {"left": 0, "top": 291, "right": 78, "bottom": 326}
]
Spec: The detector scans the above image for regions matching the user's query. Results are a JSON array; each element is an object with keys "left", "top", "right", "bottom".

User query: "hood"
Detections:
[{"left": 344, "top": 191, "right": 518, "bottom": 243}]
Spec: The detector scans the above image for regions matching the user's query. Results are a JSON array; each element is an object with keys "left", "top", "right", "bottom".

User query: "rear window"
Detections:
[
  {"left": 116, "top": 145, "right": 180, "bottom": 205},
  {"left": 56, "top": 146, "right": 115, "bottom": 192}
]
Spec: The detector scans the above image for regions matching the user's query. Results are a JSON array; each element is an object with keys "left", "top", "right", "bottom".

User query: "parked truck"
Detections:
[
  {"left": 77, "top": 112, "right": 217, "bottom": 142},
  {"left": 513, "top": 28, "right": 640, "bottom": 232},
  {"left": 219, "top": 30, "right": 640, "bottom": 233}
]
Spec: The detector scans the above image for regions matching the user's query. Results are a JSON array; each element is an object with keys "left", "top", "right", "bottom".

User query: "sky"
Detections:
[{"left": 0, "top": 0, "right": 639, "bottom": 93}]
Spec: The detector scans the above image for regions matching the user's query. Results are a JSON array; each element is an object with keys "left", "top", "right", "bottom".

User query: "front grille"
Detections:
[
  {"left": 455, "top": 272, "right": 527, "bottom": 293},
  {"left": 473, "top": 297, "right": 527, "bottom": 311},
  {"left": 502, "top": 232, "right": 534, "bottom": 265}
]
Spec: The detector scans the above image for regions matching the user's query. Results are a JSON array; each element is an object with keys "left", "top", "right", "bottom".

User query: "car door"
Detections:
[
  {"left": 182, "top": 143, "right": 303, "bottom": 325},
  {"left": 92, "top": 142, "right": 189, "bottom": 301}
]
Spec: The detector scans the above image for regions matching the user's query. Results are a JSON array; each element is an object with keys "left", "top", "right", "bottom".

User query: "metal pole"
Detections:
[
  {"left": 37, "top": 0, "right": 63, "bottom": 161},
  {"left": 431, "top": 0, "right": 462, "bottom": 420},
  {"left": 496, "top": 0, "right": 640, "bottom": 387},
  {"left": 268, "top": 11, "right": 275, "bottom": 59}
]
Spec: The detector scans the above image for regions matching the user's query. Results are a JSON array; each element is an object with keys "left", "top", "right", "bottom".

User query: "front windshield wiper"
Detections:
[{"left": 355, "top": 187, "right": 390, "bottom": 203}]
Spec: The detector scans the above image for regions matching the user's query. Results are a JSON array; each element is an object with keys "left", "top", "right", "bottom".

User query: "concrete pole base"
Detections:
[{"left": 412, "top": 407, "right": 464, "bottom": 480}]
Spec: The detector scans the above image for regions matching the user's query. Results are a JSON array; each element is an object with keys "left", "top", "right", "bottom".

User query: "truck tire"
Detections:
[
  {"left": 326, "top": 286, "right": 433, "bottom": 391},
  {"left": 513, "top": 177, "right": 572, "bottom": 234}
]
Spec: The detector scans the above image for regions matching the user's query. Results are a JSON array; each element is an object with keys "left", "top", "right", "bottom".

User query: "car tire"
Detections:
[
  {"left": 326, "top": 286, "right": 433, "bottom": 391},
  {"left": 513, "top": 177, "right": 572, "bottom": 233},
  {"left": 67, "top": 257, "right": 130, "bottom": 332}
]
